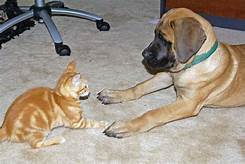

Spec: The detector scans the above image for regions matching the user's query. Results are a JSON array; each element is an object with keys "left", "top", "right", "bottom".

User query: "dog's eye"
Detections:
[
  {"left": 158, "top": 33, "right": 164, "bottom": 40},
  {"left": 166, "top": 41, "right": 172, "bottom": 49}
]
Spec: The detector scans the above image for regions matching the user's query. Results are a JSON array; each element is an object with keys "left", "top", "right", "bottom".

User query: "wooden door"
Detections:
[{"left": 166, "top": 0, "right": 245, "bottom": 19}]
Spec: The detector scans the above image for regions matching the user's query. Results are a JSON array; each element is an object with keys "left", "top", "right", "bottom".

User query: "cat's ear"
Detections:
[
  {"left": 65, "top": 61, "right": 76, "bottom": 73},
  {"left": 72, "top": 74, "right": 81, "bottom": 87}
]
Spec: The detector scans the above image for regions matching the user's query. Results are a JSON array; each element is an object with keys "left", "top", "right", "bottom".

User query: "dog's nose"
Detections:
[{"left": 142, "top": 49, "right": 152, "bottom": 58}]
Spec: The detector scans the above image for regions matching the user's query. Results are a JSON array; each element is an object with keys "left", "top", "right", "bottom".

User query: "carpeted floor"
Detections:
[{"left": 0, "top": 0, "right": 244, "bottom": 163}]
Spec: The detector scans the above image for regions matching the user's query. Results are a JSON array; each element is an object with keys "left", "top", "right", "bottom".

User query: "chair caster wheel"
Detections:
[
  {"left": 55, "top": 43, "right": 71, "bottom": 56},
  {"left": 96, "top": 20, "right": 110, "bottom": 31}
]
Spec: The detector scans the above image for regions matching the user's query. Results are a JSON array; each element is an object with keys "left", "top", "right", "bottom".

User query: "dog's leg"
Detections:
[
  {"left": 103, "top": 98, "right": 202, "bottom": 138},
  {"left": 97, "top": 72, "right": 172, "bottom": 104}
]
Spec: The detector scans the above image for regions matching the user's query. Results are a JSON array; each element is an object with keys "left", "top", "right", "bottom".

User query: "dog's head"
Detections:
[
  {"left": 55, "top": 61, "right": 90, "bottom": 100},
  {"left": 142, "top": 9, "right": 207, "bottom": 72}
]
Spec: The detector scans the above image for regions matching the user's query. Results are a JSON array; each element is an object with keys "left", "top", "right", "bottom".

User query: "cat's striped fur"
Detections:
[{"left": 0, "top": 61, "right": 106, "bottom": 148}]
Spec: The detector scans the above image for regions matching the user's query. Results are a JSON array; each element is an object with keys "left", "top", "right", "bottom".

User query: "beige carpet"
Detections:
[{"left": 0, "top": 0, "right": 244, "bottom": 163}]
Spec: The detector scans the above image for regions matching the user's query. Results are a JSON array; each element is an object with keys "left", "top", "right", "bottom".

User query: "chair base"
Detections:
[{"left": 0, "top": 1, "right": 110, "bottom": 56}]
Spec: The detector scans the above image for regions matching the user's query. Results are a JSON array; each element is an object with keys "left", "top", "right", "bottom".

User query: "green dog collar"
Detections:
[{"left": 184, "top": 41, "right": 219, "bottom": 70}]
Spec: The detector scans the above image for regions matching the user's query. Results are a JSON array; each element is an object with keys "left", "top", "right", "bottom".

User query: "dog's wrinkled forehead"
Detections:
[
  {"left": 156, "top": 8, "right": 201, "bottom": 42},
  {"left": 156, "top": 16, "right": 175, "bottom": 42}
]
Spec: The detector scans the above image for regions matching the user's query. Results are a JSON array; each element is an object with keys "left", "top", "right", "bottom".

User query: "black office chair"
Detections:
[{"left": 0, "top": 0, "right": 110, "bottom": 56}]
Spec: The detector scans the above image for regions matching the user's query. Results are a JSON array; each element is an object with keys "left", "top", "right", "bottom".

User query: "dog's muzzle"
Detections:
[{"left": 142, "top": 49, "right": 156, "bottom": 65}]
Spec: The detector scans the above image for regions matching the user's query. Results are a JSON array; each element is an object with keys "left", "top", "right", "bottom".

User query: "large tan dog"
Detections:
[{"left": 98, "top": 8, "right": 245, "bottom": 138}]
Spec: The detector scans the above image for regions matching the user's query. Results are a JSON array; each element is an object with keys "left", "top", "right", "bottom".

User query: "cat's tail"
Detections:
[{"left": 0, "top": 127, "right": 7, "bottom": 142}]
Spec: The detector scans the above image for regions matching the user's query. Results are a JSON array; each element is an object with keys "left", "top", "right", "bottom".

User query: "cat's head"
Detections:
[{"left": 55, "top": 61, "right": 90, "bottom": 100}]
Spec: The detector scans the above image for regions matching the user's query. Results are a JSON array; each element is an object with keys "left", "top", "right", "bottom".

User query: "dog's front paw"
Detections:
[
  {"left": 97, "top": 89, "right": 124, "bottom": 105},
  {"left": 103, "top": 120, "right": 140, "bottom": 138}
]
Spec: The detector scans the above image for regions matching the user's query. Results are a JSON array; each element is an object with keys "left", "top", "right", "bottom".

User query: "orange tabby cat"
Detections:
[{"left": 0, "top": 61, "right": 106, "bottom": 148}]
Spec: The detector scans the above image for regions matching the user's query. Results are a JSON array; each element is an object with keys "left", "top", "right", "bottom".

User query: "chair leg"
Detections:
[
  {"left": 20, "top": 6, "right": 110, "bottom": 31},
  {"left": 1, "top": 2, "right": 110, "bottom": 55},
  {"left": 39, "top": 9, "right": 63, "bottom": 44},
  {"left": 51, "top": 8, "right": 103, "bottom": 22},
  {"left": 39, "top": 9, "right": 71, "bottom": 56},
  {"left": 51, "top": 8, "right": 110, "bottom": 31},
  {"left": 0, "top": 10, "right": 33, "bottom": 33}
]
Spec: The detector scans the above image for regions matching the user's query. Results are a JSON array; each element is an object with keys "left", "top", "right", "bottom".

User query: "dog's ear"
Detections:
[
  {"left": 65, "top": 60, "right": 76, "bottom": 73},
  {"left": 171, "top": 17, "right": 206, "bottom": 63}
]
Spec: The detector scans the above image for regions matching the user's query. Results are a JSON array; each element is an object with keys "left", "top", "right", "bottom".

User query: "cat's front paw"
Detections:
[
  {"left": 85, "top": 119, "right": 110, "bottom": 129},
  {"left": 99, "top": 121, "right": 110, "bottom": 129}
]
